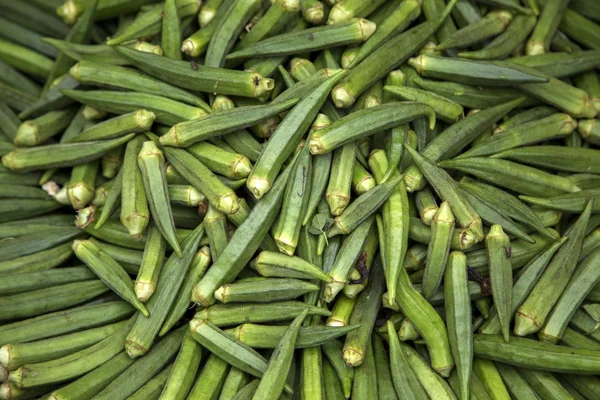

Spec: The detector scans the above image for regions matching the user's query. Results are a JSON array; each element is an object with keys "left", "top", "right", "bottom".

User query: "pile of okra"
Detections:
[{"left": 1, "top": 0, "right": 600, "bottom": 398}]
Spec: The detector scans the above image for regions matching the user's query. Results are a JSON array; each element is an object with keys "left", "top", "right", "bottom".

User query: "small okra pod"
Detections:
[
  {"left": 251, "top": 309, "right": 308, "bottom": 400},
  {"left": 14, "top": 107, "right": 77, "bottom": 147},
  {"left": 227, "top": 19, "right": 375, "bottom": 61},
  {"left": 415, "top": 188, "right": 438, "bottom": 226},
  {"left": 205, "top": 0, "right": 263, "bottom": 67},
  {"left": 326, "top": 142, "right": 356, "bottom": 216},
  {"left": 330, "top": 0, "right": 458, "bottom": 108},
  {"left": 192, "top": 157, "right": 297, "bottom": 307},
  {"left": 342, "top": 263, "right": 385, "bottom": 367},
  {"left": 214, "top": 278, "right": 319, "bottom": 304},
  {"left": 327, "top": 0, "right": 385, "bottom": 24},
  {"left": 187, "top": 353, "right": 230, "bottom": 400},
  {"left": 160, "top": 246, "right": 212, "bottom": 336},
  {"left": 394, "top": 268, "right": 455, "bottom": 376},
  {"left": 444, "top": 251, "right": 472, "bottom": 400},
  {"left": 67, "top": 110, "right": 156, "bottom": 143},
  {"left": 460, "top": 113, "right": 577, "bottom": 158},
  {"left": 95, "top": 167, "right": 123, "bottom": 229},
  {"left": 251, "top": 251, "right": 331, "bottom": 282},
  {"left": 473, "top": 358, "right": 511, "bottom": 400},
  {"left": 188, "top": 319, "right": 268, "bottom": 379},
  {"left": 168, "top": 185, "right": 206, "bottom": 207},
  {"left": 539, "top": 247, "right": 600, "bottom": 343},
  {"left": 437, "top": 9, "right": 513, "bottom": 51},
  {"left": 247, "top": 70, "right": 346, "bottom": 199},
  {"left": 73, "top": 239, "right": 149, "bottom": 317},
  {"left": 408, "top": 54, "right": 548, "bottom": 86},
  {"left": 351, "top": 161, "right": 375, "bottom": 195},
  {"left": 303, "top": 114, "right": 333, "bottom": 225},
  {"left": 300, "top": 0, "right": 325, "bottom": 25},
  {"left": 69, "top": 60, "right": 209, "bottom": 110},
  {"left": 135, "top": 224, "right": 167, "bottom": 303},
  {"left": 101, "top": 146, "right": 124, "bottom": 179},
  {"left": 384, "top": 85, "right": 464, "bottom": 124},
  {"left": 121, "top": 135, "right": 150, "bottom": 240},
  {"left": 326, "top": 294, "right": 357, "bottom": 327},
  {"left": 526, "top": 0, "right": 571, "bottom": 55},
  {"left": 68, "top": 160, "right": 98, "bottom": 210},
  {"left": 473, "top": 334, "right": 600, "bottom": 375},
  {"left": 309, "top": 102, "right": 436, "bottom": 155},
  {"left": 327, "top": 175, "right": 402, "bottom": 237},
  {"left": 405, "top": 146, "right": 484, "bottom": 249},
  {"left": 485, "top": 225, "right": 512, "bottom": 342},
  {"left": 159, "top": 99, "right": 297, "bottom": 147},
  {"left": 325, "top": 217, "right": 374, "bottom": 303},
  {"left": 162, "top": 0, "right": 182, "bottom": 61},
  {"left": 386, "top": 321, "right": 427, "bottom": 400},
  {"left": 494, "top": 105, "right": 557, "bottom": 134},
  {"left": 125, "top": 223, "right": 205, "bottom": 358},
  {"left": 400, "top": 342, "right": 457, "bottom": 400},
  {"left": 160, "top": 331, "right": 202, "bottom": 400},
  {"left": 62, "top": 88, "right": 207, "bottom": 126},
  {"left": 271, "top": 144, "right": 312, "bottom": 255},
  {"left": 515, "top": 201, "right": 593, "bottom": 337},
  {"left": 194, "top": 301, "right": 329, "bottom": 327},
  {"left": 164, "top": 146, "right": 240, "bottom": 215},
  {"left": 347, "top": 0, "right": 422, "bottom": 68},
  {"left": 204, "top": 205, "right": 228, "bottom": 261},
  {"left": 422, "top": 202, "right": 455, "bottom": 300},
  {"left": 105, "top": 0, "right": 200, "bottom": 45}
]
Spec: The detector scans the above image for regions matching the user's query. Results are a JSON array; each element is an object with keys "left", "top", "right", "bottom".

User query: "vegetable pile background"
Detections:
[{"left": 1, "top": 0, "right": 600, "bottom": 398}]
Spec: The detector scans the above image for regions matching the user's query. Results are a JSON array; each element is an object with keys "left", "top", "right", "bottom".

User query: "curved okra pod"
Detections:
[
  {"left": 330, "top": 0, "right": 458, "bottom": 108},
  {"left": 485, "top": 225, "right": 512, "bottom": 343},
  {"left": 227, "top": 19, "right": 375, "bottom": 61},
  {"left": 515, "top": 201, "right": 593, "bottom": 337},
  {"left": 214, "top": 278, "right": 319, "bottom": 304},
  {"left": 159, "top": 99, "right": 297, "bottom": 147},
  {"left": 247, "top": 70, "right": 345, "bottom": 199},
  {"left": 422, "top": 202, "right": 455, "bottom": 300},
  {"left": 61, "top": 89, "right": 206, "bottom": 126},
  {"left": 252, "top": 309, "right": 308, "bottom": 400},
  {"left": 409, "top": 54, "right": 548, "bottom": 86},
  {"left": 368, "top": 150, "right": 410, "bottom": 306},
  {"left": 125, "top": 222, "right": 205, "bottom": 358},
  {"left": 73, "top": 239, "right": 148, "bottom": 317},
  {"left": 437, "top": 9, "right": 513, "bottom": 51},
  {"left": 405, "top": 146, "right": 484, "bottom": 249},
  {"left": 192, "top": 154, "right": 298, "bottom": 307},
  {"left": 539, "top": 247, "right": 600, "bottom": 343},
  {"left": 460, "top": 113, "right": 576, "bottom": 159},
  {"left": 440, "top": 157, "right": 582, "bottom": 197},
  {"left": 137, "top": 143, "right": 180, "bottom": 255},
  {"left": 69, "top": 60, "right": 209, "bottom": 110},
  {"left": 309, "top": 102, "right": 436, "bottom": 154}
]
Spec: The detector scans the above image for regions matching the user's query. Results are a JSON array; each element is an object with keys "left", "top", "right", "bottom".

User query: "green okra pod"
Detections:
[
  {"left": 220, "top": 368, "right": 249, "bottom": 400},
  {"left": 309, "top": 102, "right": 436, "bottom": 154},
  {"left": 515, "top": 201, "right": 593, "bottom": 337},
  {"left": 384, "top": 85, "right": 464, "bottom": 124},
  {"left": 473, "top": 358, "right": 511, "bottom": 400},
  {"left": 162, "top": 0, "right": 182, "bottom": 61},
  {"left": 485, "top": 225, "right": 512, "bottom": 342},
  {"left": 159, "top": 99, "right": 297, "bottom": 147},
  {"left": 510, "top": 50, "right": 600, "bottom": 79},
  {"left": 400, "top": 342, "right": 457, "bottom": 399},
  {"left": 68, "top": 110, "right": 155, "bottom": 143},
  {"left": 68, "top": 160, "right": 98, "bottom": 210},
  {"left": 135, "top": 223, "right": 167, "bottom": 303},
  {"left": 438, "top": 9, "right": 513, "bottom": 51},
  {"left": 251, "top": 251, "right": 330, "bottom": 281},
  {"left": 204, "top": 205, "right": 228, "bottom": 261},
  {"left": 194, "top": 301, "right": 330, "bottom": 327},
  {"left": 160, "top": 331, "right": 201, "bottom": 400},
  {"left": 137, "top": 140, "right": 181, "bottom": 256},
  {"left": 494, "top": 145, "right": 600, "bottom": 174},
  {"left": 0, "top": 38, "right": 54, "bottom": 79},
  {"left": 128, "top": 364, "right": 173, "bottom": 400},
  {"left": 386, "top": 320, "right": 427, "bottom": 400},
  {"left": 215, "top": 278, "right": 318, "bottom": 304},
  {"left": 14, "top": 108, "right": 77, "bottom": 147},
  {"left": 120, "top": 135, "right": 150, "bottom": 239},
  {"left": 526, "top": 0, "right": 571, "bottom": 55},
  {"left": 326, "top": 142, "right": 356, "bottom": 216},
  {"left": 247, "top": 70, "right": 345, "bottom": 199},
  {"left": 187, "top": 353, "right": 230, "bottom": 400},
  {"left": 73, "top": 239, "right": 148, "bottom": 316},
  {"left": 520, "top": 190, "right": 600, "bottom": 213},
  {"left": 125, "top": 222, "right": 204, "bottom": 358},
  {"left": 422, "top": 202, "right": 455, "bottom": 300}
]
